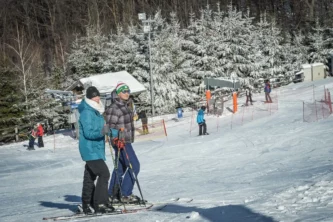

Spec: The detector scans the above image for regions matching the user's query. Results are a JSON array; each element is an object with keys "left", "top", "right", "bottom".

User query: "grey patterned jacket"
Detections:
[{"left": 105, "top": 98, "right": 135, "bottom": 143}]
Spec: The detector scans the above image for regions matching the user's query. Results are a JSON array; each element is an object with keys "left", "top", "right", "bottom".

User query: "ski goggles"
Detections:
[{"left": 121, "top": 90, "right": 131, "bottom": 94}]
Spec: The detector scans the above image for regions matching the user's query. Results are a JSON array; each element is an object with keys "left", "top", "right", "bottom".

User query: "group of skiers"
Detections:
[
  {"left": 75, "top": 78, "right": 273, "bottom": 214},
  {"left": 78, "top": 83, "right": 142, "bottom": 214},
  {"left": 27, "top": 123, "right": 44, "bottom": 150}
]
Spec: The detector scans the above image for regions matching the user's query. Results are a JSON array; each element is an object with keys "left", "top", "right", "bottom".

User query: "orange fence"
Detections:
[
  {"left": 303, "top": 88, "right": 332, "bottom": 122},
  {"left": 134, "top": 119, "right": 168, "bottom": 142}
]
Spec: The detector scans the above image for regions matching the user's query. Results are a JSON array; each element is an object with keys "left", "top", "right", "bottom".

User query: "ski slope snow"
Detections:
[{"left": 1, "top": 78, "right": 333, "bottom": 222}]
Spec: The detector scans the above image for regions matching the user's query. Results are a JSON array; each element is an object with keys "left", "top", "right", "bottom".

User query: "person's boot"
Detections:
[
  {"left": 82, "top": 203, "right": 94, "bottom": 214},
  {"left": 120, "top": 194, "right": 141, "bottom": 204},
  {"left": 95, "top": 204, "right": 115, "bottom": 214},
  {"left": 108, "top": 195, "right": 120, "bottom": 204}
]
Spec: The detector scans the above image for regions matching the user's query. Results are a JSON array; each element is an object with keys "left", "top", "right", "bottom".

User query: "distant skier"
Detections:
[
  {"left": 137, "top": 110, "right": 149, "bottom": 134},
  {"left": 264, "top": 80, "right": 272, "bottom": 103},
  {"left": 27, "top": 126, "right": 37, "bottom": 150},
  {"left": 197, "top": 106, "right": 209, "bottom": 136},
  {"left": 245, "top": 87, "right": 253, "bottom": 106},
  {"left": 106, "top": 82, "right": 142, "bottom": 204},
  {"left": 36, "top": 123, "right": 44, "bottom": 148},
  {"left": 78, "top": 86, "right": 114, "bottom": 214}
]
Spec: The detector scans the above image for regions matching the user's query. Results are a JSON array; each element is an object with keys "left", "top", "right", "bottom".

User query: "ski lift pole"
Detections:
[{"left": 119, "top": 129, "right": 146, "bottom": 206}]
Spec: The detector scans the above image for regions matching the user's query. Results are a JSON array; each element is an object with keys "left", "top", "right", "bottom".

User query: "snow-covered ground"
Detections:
[{"left": 1, "top": 79, "right": 333, "bottom": 222}]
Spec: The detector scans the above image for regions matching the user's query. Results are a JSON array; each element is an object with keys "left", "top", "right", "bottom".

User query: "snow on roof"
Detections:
[
  {"left": 301, "top": 63, "right": 324, "bottom": 69},
  {"left": 72, "top": 71, "right": 146, "bottom": 94}
]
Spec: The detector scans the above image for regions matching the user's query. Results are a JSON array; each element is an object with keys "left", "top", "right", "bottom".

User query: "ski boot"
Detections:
[
  {"left": 95, "top": 204, "right": 115, "bottom": 214},
  {"left": 120, "top": 194, "right": 142, "bottom": 204},
  {"left": 81, "top": 203, "right": 94, "bottom": 214},
  {"left": 108, "top": 195, "right": 120, "bottom": 204}
]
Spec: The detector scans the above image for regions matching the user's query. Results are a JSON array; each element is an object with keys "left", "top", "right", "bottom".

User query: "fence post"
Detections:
[
  {"left": 54, "top": 130, "right": 56, "bottom": 153},
  {"left": 324, "top": 86, "right": 327, "bottom": 102},
  {"left": 303, "top": 101, "right": 304, "bottom": 122},
  {"left": 162, "top": 119, "right": 168, "bottom": 137},
  {"left": 15, "top": 126, "right": 18, "bottom": 142},
  {"left": 328, "top": 90, "right": 332, "bottom": 114},
  {"left": 189, "top": 108, "right": 194, "bottom": 136},
  {"left": 314, "top": 101, "right": 318, "bottom": 122}
]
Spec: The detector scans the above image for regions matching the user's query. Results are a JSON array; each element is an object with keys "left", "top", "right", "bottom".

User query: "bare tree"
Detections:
[{"left": 5, "top": 24, "right": 38, "bottom": 105}]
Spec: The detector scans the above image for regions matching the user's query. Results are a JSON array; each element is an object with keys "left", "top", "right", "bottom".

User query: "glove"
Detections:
[
  {"left": 102, "top": 125, "right": 110, "bottom": 136},
  {"left": 112, "top": 137, "right": 125, "bottom": 149}
]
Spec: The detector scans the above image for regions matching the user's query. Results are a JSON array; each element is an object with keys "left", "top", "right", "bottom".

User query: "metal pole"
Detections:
[{"left": 148, "top": 20, "right": 154, "bottom": 117}]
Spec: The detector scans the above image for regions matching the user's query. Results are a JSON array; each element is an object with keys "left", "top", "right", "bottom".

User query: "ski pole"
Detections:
[
  {"left": 118, "top": 129, "right": 145, "bottom": 206},
  {"left": 122, "top": 146, "right": 146, "bottom": 206},
  {"left": 107, "top": 135, "right": 127, "bottom": 211}
]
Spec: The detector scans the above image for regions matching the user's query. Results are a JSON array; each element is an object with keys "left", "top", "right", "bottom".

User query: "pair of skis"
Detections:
[{"left": 43, "top": 198, "right": 193, "bottom": 221}]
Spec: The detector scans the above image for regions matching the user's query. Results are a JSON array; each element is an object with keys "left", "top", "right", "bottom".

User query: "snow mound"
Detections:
[{"left": 269, "top": 181, "right": 333, "bottom": 214}]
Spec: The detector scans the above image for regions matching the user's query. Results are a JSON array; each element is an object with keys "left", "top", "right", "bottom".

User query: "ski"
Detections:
[
  {"left": 43, "top": 197, "right": 193, "bottom": 221},
  {"left": 43, "top": 204, "right": 154, "bottom": 221}
]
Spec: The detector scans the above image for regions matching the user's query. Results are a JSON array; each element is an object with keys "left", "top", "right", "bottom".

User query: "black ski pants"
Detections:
[
  {"left": 199, "top": 122, "right": 207, "bottom": 135},
  {"left": 82, "top": 159, "right": 110, "bottom": 208},
  {"left": 38, "top": 136, "right": 44, "bottom": 147}
]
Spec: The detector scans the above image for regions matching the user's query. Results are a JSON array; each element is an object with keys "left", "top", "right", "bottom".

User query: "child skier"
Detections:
[
  {"left": 197, "top": 106, "right": 209, "bottom": 136},
  {"left": 27, "top": 127, "right": 37, "bottom": 150}
]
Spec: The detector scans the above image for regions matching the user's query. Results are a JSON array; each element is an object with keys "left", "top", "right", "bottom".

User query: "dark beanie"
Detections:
[{"left": 86, "top": 86, "right": 100, "bottom": 99}]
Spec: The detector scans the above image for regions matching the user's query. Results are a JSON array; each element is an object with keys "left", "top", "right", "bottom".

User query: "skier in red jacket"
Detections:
[{"left": 36, "top": 123, "right": 44, "bottom": 148}]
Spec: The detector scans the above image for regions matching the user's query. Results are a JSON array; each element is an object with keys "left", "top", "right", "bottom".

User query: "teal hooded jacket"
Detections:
[{"left": 78, "top": 99, "right": 106, "bottom": 161}]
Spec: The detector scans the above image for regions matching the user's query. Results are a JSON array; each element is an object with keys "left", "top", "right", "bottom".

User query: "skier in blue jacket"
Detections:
[
  {"left": 78, "top": 86, "right": 114, "bottom": 214},
  {"left": 197, "top": 106, "right": 209, "bottom": 135}
]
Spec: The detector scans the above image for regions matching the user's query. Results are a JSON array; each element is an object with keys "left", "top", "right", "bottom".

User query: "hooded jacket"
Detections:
[{"left": 78, "top": 99, "right": 106, "bottom": 161}]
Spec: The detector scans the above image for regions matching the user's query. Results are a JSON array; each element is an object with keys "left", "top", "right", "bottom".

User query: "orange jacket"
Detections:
[
  {"left": 37, "top": 125, "right": 44, "bottom": 136},
  {"left": 206, "top": 90, "right": 211, "bottom": 100}
]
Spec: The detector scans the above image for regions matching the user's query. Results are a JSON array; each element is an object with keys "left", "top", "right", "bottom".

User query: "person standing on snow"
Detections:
[
  {"left": 197, "top": 106, "right": 209, "bottom": 136},
  {"left": 264, "top": 80, "right": 272, "bottom": 103},
  {"left": 106, "top": 82, "right": 141, "bottom": 204},
  {"left": 36, "top": 123, "right": 44, "bottom": 148},
  {"left": 27, "top": 126, "right": 37, "bottom": 150},
  {"left": 137, "top": 110, "right": 149, "bottom": 135},
  {"left": 78, "top": 86, "right": 114, "bottom": 214},
  {"left": 245, "top": 87, "right": 253, "bottom": 106}
]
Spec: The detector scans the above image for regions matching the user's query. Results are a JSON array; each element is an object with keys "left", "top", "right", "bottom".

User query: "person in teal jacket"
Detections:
[
  {"left": 197, "top": 106, "right": 209, "bottom": 135},
  {"left": 78, "top": 86, "right": 114, "bottom": 214}
]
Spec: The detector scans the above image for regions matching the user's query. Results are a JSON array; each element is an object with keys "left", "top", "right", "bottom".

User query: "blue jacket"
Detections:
[
  {"left": 197, "top": 109, "right": 205, "bottom": 124},
  {"left": 264, "top": 83, "right": 271, "bottom": 93},
  {"left": 78, "top": 99, "right": 106, "bottom": 161}
]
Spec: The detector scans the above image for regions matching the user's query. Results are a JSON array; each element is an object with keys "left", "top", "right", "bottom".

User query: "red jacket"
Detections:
[{"left": 37, "top": 125, "right": 44, "bottom": 136}]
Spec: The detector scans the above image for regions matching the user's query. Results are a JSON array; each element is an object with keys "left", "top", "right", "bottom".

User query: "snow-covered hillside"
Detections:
[{"left": 1, "top": 79, "right": 333, "bottom": 222}]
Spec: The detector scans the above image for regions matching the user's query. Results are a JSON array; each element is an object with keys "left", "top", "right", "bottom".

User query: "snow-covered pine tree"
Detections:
[
  {"left": 307, "top": 18, "right": 332, "bottom": 65},
  {"left": 251, "top": 13, "right": 285, "bottom": 82},
  {"left": 67, "top": 26, "right": 109, "bottom": 83},
  {"left": 150, "top": 12, "right": 198, "bottom": 113},
  {"left": 218, "top": 4, "right": 254, "bottom": 79},
  {"left": 182, "top": 5, "right": 220, "bottom": 92},
  {"left": 281, "top": 31, "right": 309, "bottom": 82}
]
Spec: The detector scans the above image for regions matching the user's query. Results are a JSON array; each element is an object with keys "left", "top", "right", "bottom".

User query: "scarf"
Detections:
[{"left": 85, "top": 97, "right": 105, "bottom": 115}]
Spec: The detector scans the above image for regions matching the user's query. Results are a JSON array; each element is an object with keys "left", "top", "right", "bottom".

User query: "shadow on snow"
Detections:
[{"left": 159, "top": 204, "right": 277, "bottom": 222}]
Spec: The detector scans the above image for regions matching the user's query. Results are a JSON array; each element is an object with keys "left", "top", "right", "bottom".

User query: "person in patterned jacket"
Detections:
[{"left": 105, "top": 82, "right": 141, "bottom": 204}]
